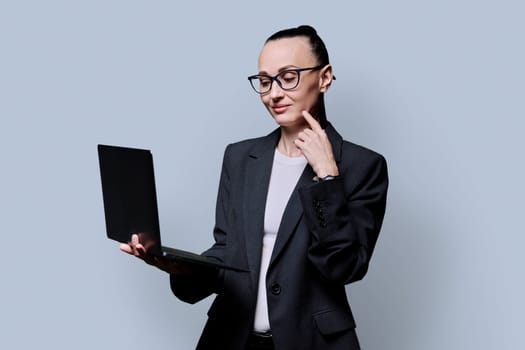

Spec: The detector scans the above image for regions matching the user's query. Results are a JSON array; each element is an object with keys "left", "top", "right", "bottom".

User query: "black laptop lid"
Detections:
[{"left": 97, "top": 144, "right": 163, "bottom": 256}]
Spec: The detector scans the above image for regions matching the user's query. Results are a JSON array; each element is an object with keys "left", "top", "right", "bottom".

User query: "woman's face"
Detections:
[{"left": 257, "top": 36, "right": 331, "bottom": 128}]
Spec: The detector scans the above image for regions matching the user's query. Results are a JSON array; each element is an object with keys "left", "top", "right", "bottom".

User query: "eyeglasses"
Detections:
[{"left": 247, "top": 65, "right": 324, "bottom": 94}]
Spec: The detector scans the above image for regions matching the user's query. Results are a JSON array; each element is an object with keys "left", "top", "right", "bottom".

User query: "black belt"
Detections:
[{"left": 246, "top": 331, "right": 274, "bottom": 350}]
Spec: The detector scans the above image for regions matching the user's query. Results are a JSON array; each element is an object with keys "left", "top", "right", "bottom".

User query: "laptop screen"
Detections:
[{"left": 97, "top": 144, "right": 163, "bottom": 256}]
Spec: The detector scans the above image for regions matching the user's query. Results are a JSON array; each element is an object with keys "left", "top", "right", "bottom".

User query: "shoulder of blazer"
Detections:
[
  {"left": 325, "top": 122, "right": 386, "bottom": 169},
  {"left": 339, "top": 139, "right": 387, "bottom": 172}
]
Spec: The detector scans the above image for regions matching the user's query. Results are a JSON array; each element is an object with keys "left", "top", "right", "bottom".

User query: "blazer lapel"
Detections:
[
  {"left": 269, "top": 123, "right": 343, "bottom": 268},
  {"left": 268, "top": 164, "right": 315, "bottom": 267},
  {"left": 243, "top": 129, "right": 280, "bottom": 287}
]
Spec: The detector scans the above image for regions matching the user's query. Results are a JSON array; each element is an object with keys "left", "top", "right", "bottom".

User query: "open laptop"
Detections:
[{"left": 97, "top": 144, "right": 246, "bottom": 272}]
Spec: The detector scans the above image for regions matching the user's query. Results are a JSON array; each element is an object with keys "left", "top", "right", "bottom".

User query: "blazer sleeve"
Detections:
[
  {"left": 169, "top": 145, "right": 232, "bottom": 304},
  {"left": 299, "top": 149, "right": 388, "bottom": 285}
]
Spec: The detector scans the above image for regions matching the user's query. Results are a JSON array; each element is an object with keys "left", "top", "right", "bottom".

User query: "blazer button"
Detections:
[{"left": 270, "top": 283, "right": 281, "bottom": 295}]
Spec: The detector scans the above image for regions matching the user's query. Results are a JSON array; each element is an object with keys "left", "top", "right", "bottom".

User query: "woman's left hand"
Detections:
[{"left": 294, "top": 110, "right": 339, "bottom": 179}]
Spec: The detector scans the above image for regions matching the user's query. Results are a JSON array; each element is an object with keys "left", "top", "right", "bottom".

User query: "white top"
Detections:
[{"left": 253, "top": 149, "right": 308, "bottom": 332}]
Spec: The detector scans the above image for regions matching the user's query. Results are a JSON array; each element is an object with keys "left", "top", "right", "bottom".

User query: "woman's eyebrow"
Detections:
[{"left": 258, "top": 65, "right": 299, "bottom": 75}]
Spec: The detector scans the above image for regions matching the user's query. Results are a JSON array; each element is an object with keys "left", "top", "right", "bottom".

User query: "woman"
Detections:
[{"left": 122, "top": 25, "right": 388, "bottom": 350}]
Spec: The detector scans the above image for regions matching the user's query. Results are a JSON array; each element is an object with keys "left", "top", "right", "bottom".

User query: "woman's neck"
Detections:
[{"left": 277, "top": 125, "right": 305, "bottom": 157}]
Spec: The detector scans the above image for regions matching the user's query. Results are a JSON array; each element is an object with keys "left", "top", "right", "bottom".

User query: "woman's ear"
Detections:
[{"left": 319, "top": 64, "right": 334, "bottom": 93}]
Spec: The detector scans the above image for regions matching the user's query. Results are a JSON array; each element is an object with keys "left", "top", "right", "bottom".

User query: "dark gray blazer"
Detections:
[{"left": 171, "top": 123, "right": 388, "bottom": 350}]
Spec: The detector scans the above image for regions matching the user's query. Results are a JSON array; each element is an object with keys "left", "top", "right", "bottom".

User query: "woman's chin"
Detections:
[{"left": 272, "top": 112, "right": 305, "bottom": 128}]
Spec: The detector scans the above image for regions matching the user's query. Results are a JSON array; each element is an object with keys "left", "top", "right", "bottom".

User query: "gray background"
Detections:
[{"left": 1, "top": 0, "right": 523, "bottom": 349}]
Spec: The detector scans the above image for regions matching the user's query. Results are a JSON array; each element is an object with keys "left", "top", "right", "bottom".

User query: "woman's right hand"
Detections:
[{"left": 120, "top": 234, "right": 194, "bottom": 276}]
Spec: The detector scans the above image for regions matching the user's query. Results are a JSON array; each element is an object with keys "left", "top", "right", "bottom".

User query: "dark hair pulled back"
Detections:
[{"left": 265, "top": 25, "right": 330, "bottom": 67}]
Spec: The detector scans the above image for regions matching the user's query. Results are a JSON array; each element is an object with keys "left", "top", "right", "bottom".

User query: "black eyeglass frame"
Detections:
[{"left": 247, "top": 65, "right": 327, "bottom": 94}]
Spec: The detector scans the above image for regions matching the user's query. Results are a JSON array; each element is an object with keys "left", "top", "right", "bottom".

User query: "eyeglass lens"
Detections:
[{"left": 253, "top": 70, "right": 300, "bottom": 93}]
